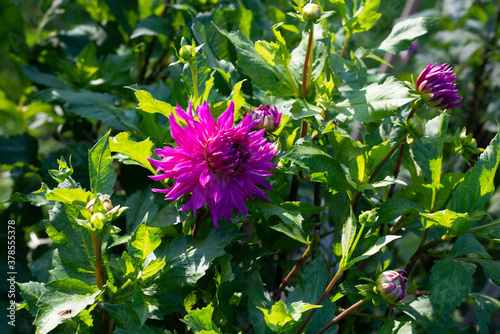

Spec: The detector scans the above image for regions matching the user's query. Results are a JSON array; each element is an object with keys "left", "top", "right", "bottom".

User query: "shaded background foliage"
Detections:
[{"left": 1, "top": 0, "right": 500, "bottom": 333}]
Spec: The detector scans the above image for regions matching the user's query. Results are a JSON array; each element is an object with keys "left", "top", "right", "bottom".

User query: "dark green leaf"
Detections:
[
  {"left": 472, "top": 293, "right": 500, "bottom": 334},
  {"left": 132, "top": 285, "right": 160, "bottom": 326},
  {"left": 472, "top": 259, "right": 500, "bottom": 285},
  {"left": 17, "top": 281, "right": 47, "bottom": 317},
  {"left": 124, "top": 187, "right": 159, "bottom": 232},
  {"left": 130, "top": 15, "right": 172, "bottom": 39},
  {"left": 346, "top": 235, "right": 401, "bottom": 268},
  {"left": 0, "top": 133, "right": 38, "bottom": 165},
  {"left": 429, "top": 258, "right": 476, "bottom": 314},
  {"left": 324, "top": 125, "right": 366, "bottom": 162},
  {"left": 450, "top": 233, "right": 490, "bottom": 258},
  {"left": 150, "top": 198, "right": 189, "bottom": 227},
  {"left": 377, "top": 198, "right": 425, "bottom": 223},
  {"left": 282, "top": 142, "right": 349, "bottom": 192}
]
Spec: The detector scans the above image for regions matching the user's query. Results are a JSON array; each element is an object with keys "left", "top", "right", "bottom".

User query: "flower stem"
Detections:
[
  {"left": 302, "top": 24, "right": 314, "bottom": 99},
  {"left": 296, "top": 268, "right": 345, "bottom": 334},
  {"left": 316, "top": 297, "right": 369, "bottom": 334},
  {"left": 192, "top": 210, "right": 209, "bottom": 239},
  {"left": 340, "top": 31, "right": 352, "bottom": 58},
  {"left": 469, "top": 219, "right": 500, "bottom": 232},
  {"left": 404, "top": 231, "right": 453, "bottom": 274},
  {"left": 278, "top": 230, "right": 320, "bottom": 292},
  {"left": 189, "top": 59, "right": 199, "bottom": 103}
]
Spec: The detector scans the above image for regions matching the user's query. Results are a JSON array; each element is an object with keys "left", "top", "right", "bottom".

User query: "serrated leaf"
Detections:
[
  {"left": 349, "top": 0, "right": 382, "bottom": 34},
  {"left": 134, "top": 90, "right": 174, "bottom": 118},
  {"left": 331, "top": 77, "right": 416, "bottom": 123},
  {"left": 128, "top": 224, "right": 161, "bottom": 263},
  {"left": 125, "top": 187, "right": 159, "bottom": 233},
  {"left": 132, "top": 285, "right": 160, "bottom": 326},
  {"left": 150, "top": 198, "right": 189, "bottom": 227},
  {"left": 420, "top": 209, "right": 487, "bottom": 235},
  {"left": 450, "top": 233, "right": 490, "bottom": 258},
  {"left": 429, "top": 258, "right": 476, "bottom": 314},
  {"left": 182, "top": 305, "right": 222, "bottom": 334},
  {"left": 110, "top": 132, "right": 155, "bottom": 173},
  {"left": 45, "top": 188, "right": 92, "bottom": 205},
  {"left": 375, "top": 17, "right": 438, "bottom": 54},
  {"left": 411, "top": 114, "right": 448, "bottom": 188},
  {"left": 33, "top": 279, "right": 101, "bottom": 334},
  {"left": 472, "top": 259, "right": 500, "bottom": 285},
  {"left": 346, "top": 235, "right": 401, "bottom": 268},
  {"left": 18, "top": 281, "right": 47, "bottom": 317},
  {"left": 452, "top": 130, "right": 500, "bottom": 213},
  {"left": 283, "top": 142, "right": 349, "bottom": 192},
  {"left": 341, "top": 208, "right": 357, "bottom": 266},
  {"left": 217, "top": 27, "right": 294, "bottom": 97},
  {"left": 324, "top": 125, "right": 367, "bottom": 162},
  {"left": 89, "top": 131, "right": 116, "bottom": 196},
  {"left": 141, "top": 256, "right": 166, "bottom": 279},
  {"left": 472, "top": 293, "right": 500, "bottom": 334}
]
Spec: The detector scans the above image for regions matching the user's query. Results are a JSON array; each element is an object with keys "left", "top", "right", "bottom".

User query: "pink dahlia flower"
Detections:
[
  {"left": 415, "top": 63, "right": 464, "bottom": 110},
  {"left": 148, "top": 101, "right": 277, "bottom": 227}
]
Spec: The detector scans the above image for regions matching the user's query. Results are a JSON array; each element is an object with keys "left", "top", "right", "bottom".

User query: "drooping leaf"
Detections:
[
  {"left": 429, "top": 258, "right": 476, "bottom": 314},
  {"left": 132, "top": 284, "right": 160, "bottom": 326},
  {"left": 472, "top": 293, "right": 500, "bottom": 334},
  {"left": 323, "top": 125, "right": 367, "bottom": 162},
  {"left": 89, "top": 131, "right": 116, "bottom": 196},
  {"left": 450, "top": 233, "right": 490, "bottom": 258},
  {"left": 18, "top": 281, "right": 47, "bottom": 317},
  {"left": 346, "top": 235, "right": 401, "bottom": 268}
]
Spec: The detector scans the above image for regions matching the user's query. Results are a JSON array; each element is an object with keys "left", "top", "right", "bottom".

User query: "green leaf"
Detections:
[
  {"left": 134, "top": 90, "right": 174, "bottom": 118},
  {"left": 259, "top": 301, "right": 321, "bottom": 333},
  {"left": 346, "top": 235, "right": 401, "bottom": 268},
  {"left": 331, "top": 77, "right": 416, "bottom": 123},
  {"left": 132, "top": 285, "right": 160, "bottom": 326},
  {"left": 182, "top": 305, "right": 222, "bottom": 334},
  {"left": 472, "top": 259, "right": 500, "bottom": 285},
  {"left": 450, "top": 233, "right": 490, "bottom": 258},
  {"left": 341, "top": 208, "right": 357, "bottom": 266},
  {"left": 18, "top": 281, "right": 47, "bottom": 317},
  {"left": 349, "top": 0, "right": 382, "bottom": 34},
  {"left": 130, "top": 14, "right": 172, "bottom": 38},
  {"left": 124, "top": 187, "right": 159, "bottom": 232},
  {"left": 283, "top": 142, "right": 349, "bottom": 192},
  {"left": 216, "top": 27, "right": 294, "bottom": 97},
  {"left": 323, "top": 125, "right": 366, "bottom": 162},
  {"left": 429, "top": 258, "right": 476, "bottom": 314},
  {"left": 472, "top": 293, "right": 500, "bottom": 334},
  {"left": 452, "top": 130, "right": 500, "bottom": 213},
  {"left": 411, "top": 114, "right": 448, "bottom": 188},
  {"left": 150, "top": 198, "right": 189, "bottom": 227},
  {"left": 33, "top": 279, "right": 101, "bottom": 334},
  {"left": 45, "top": 188, "right": 92, "bottom": 205},
  {"left": 128, "top": 223, "right": 161, "bottom": 264},
  {"left": 0, "top": 133, "right": 38, "bottom": 165},
  {"left": 104, "top": 303, "right": 165, "bottom": 333},
  {"left": 141, "top": 256, "right": 166, "bottom": 279},
  {"left": 89, "top": 131, "right": 116, "bottom": 196},
  {"left": 287, "top": 99, "right": 323, "bottom": 120},
  {"left": 110, "top": 132, "right": 156, "bottom": 174},
  {"left": 420, "top": 209, "right": 487, "bottom": 235},
  {"left": 375, "top": 17, "right": 438, "bottom": 54},
  {"left": 246, "top": 272, "right": 273, "bottom": 334}
]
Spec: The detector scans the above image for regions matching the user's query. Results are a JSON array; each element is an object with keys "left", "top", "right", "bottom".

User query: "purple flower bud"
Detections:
[
  {"left": 86, "top": 197, "right": 113, "bottom": 214},
  {"left": 415, "top": 63, "right": 464, "bottom": 110},
  {"left": 248, "top": 104, "right": 282, "bottom": 132},
  {"left": 376, "top": 270, "right": 408, "bottom": 304}
]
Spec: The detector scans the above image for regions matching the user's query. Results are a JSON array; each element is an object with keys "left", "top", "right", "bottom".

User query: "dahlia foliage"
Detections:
[{"left": 149, "top": 101, "right": 277, "bottom": 226}]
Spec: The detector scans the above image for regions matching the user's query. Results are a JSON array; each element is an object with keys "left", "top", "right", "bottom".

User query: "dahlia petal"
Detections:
[{"left": 217, "top": 101, "right": 235, "bottom": 130}]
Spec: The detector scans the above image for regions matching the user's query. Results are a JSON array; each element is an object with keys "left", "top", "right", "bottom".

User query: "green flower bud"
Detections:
[
  {"left": 86, "top": 197, "right": 113, "bottom": 214},
  {"left": 302, "top": 3, "right": 321, "bottom": 21},
  {"left": 406, "top": 116, "right": 426, "bottom": 138},
  {"left": 179, "top": 45, "right": 195, "bottom": 62},
  {"left": 90, "top": 212, "right": 107, "bottom": 230}
]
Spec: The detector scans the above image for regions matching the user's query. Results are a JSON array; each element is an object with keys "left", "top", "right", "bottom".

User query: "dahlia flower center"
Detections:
[{"left": 206, "top": 136, "right": 248, "bottom": 175}]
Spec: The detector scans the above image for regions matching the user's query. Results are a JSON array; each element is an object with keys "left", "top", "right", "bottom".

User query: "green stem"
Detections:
[
  {"left": 296, "top": 268, "right": 345, "bottom": 334},
  {"left": 340, "top": 31, "right": 352, "bottom": 58},
  {"left": 302, "top": 24, "right": 314, "bottom": 99},
  {"left": 189, "top": 59, "right": 199, "bottom": 103},
  {"left": 442, "top": 154, "right": 460, "bottom": 175},
  {"left": 469, "top": 219, "right": 500, "bottom": 232},
  {"left": 316, "top": 297, "right": 369, "bottom": 334}
]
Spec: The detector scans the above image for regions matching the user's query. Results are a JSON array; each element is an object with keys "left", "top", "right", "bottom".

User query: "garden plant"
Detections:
[{"left": 1, "top": 0, "right": 500, "bottom": 333}]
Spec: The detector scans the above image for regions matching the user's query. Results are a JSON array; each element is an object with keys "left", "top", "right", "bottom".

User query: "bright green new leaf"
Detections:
[
  {"left": 258, "top": 301, "right": 321, "bottom": 333},
  {"left": 420, "top": 209, "right": 488, "bottom": 235},
  {"left": 135, "top": 90, "right": 174, "bottom": 118},
  {"left": 429, "top": 258, "right": 476, "bottom": 314},
  {"left": 141, "top": 256, "right": 166, "bottom": 279},
  {"left": 349, "top": 0, "right": 382, "bottom": 34},
  {"left": 89, "top": 131, "right": 116, "bottom": 196},
  {"left": 128, "top": 223, "right": 161, "bottom": 263},
  {"left": 341, "top": 208, "right": 357, "bottom": 267},
  {"left": 182, "top": 305, "right": 222, "bottom": 334},
  {"left": 110, "top": 132, "right": 155, "bottom": 174},
  {"left": 45, "top": 188, "right": 92, "bottom": 206}
]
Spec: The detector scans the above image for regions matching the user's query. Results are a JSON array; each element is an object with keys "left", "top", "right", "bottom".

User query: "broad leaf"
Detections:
[
  {"left": 128, "top": 223, "right": 161, "bottom": 264},
  {"left": 429, "top": 258, "right": 476, "bottom": 314},
  {"left": 346, "top": 235, "right": 401, "bottom": 267},
  {"left": 45, "top": 188, "right": 92, "bottom": 205},
  {"left": 182, "top": 305, "right": 222, "bottom": 334},
  {"left": 89, "top": 131, "right": 116, "bottom": 196},
  {"left": 18, "top": 281, "right": 47, "bottom": 317},
  {"left": 135, "top": 90, "right": 174, "bottom": 118},
  {"left": 450, "top": 233, "right": 490, "bottom": 258},
  {"left": 132, "top": 285, "right": 160, "bottom": 326},
  {"left": 110, "top": 132, "right": 155, "bottom": 173},
  {"left": 420, "top": 209, "right": 487, "bottom": 235}
]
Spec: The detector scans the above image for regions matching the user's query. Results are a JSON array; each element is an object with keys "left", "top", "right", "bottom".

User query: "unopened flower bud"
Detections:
[
  {"left": 376, "top": 270, "right": 407, "bottom": 304},
  {"left": 415, "top": 63, "right": 464, "bottom": 110},
  {"left": 248, "top": 104, "right": 282, "bottom": 132},
  {"left": 406, "top": 116, "right": 426, "bottom": 138},
  {"left": 179, "top": 45, "right": 195, "bottom": 62},
  {"left": 90, "top": 212, "right": 107, "bottom": 230},
  {"left": 302, "top": 3, "right": 322, "bottom": 21},
  {"left": 86, "top": 197, "right": 113, "bottom": 214}
]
